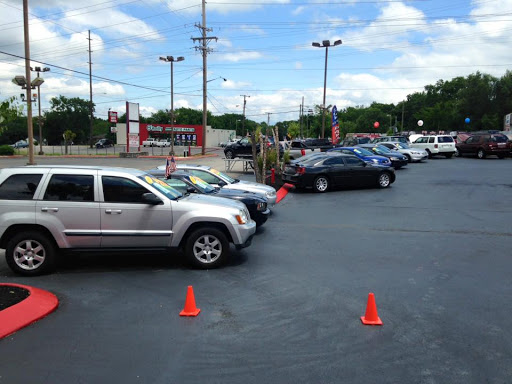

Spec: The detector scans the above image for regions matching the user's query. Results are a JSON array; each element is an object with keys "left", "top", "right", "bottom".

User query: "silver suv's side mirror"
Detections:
[{"left": 142, "top": 193, "right": 162, "bottom": 205}]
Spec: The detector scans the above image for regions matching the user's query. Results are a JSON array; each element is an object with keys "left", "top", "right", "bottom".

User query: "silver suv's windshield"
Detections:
[{"left": 137, "top": 175, "right": 183, "bottom": 200}]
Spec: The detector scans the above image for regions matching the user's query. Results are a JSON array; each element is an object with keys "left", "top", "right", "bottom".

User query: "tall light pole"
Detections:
[
  {"left": 31, "top": 66, "right": 50, "bottom": 155},
  {"left": 312, "top": 39, "right": 342, "bottom": 139},
  {"left": 22, "top": 0, "right": 35, "bottom": 165},
  {"left": 160, "top": 55, "right": 184, "bottom": 156}
]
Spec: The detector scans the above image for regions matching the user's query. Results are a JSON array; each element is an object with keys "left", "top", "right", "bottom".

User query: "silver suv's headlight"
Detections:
[
  {"left": 256, "top": 202, "right": 267, "bottom": 211},
  {"left": 265, "top": 190, "right": 276, "bottom": 197},
  {"left": 235, "top": 210, "right": 248, "bottom": 224}
]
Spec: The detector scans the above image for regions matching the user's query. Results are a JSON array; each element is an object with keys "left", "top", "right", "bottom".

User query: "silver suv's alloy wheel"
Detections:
[
  {"left": 13, "top": 239, "right": 46, "bottom": 271},
  {"left": 193, "top": 234, "right": 222, "bottom": 264}
]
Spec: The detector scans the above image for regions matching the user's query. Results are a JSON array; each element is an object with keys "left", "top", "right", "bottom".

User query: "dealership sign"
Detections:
[
  {"left": 331, "top": 105, "right": 340, "bottom": 144},
  {"left": 108, "top": 110, "right": 118, "bottom": 123},
  {"left": 147, "top": 124, "right": 196, "bottom": 133}
]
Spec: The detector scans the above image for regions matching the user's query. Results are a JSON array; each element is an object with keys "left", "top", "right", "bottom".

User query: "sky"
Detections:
[{"left": 0, "top": 0, "right": 511, "bottom": 126}]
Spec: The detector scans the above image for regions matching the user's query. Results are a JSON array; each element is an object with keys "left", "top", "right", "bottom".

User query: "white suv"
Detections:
[{"left": 409, "top": 135, "right": 456, "bottom": 158}]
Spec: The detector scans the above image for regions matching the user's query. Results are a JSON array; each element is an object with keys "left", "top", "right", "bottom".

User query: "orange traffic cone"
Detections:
[
  {"left": 360, "top": 292, "right": 383, "bottom": 325},
  {"left": 180, "top": 285, "right": 201, "bottom": 317}
]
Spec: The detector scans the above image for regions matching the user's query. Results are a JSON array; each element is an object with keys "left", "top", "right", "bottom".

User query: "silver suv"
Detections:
[{"left": 0, "top": 166, "right": 256, "bottom": 275}]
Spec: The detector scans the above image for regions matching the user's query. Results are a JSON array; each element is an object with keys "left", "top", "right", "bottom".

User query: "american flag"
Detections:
[{"left": 165, "top": 156, "right": 177, "bottom": 178}]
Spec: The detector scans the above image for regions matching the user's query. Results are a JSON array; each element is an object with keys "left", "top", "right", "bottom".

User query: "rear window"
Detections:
[
  {"left": 438, "top": 136, "right": 454, "bottom": 143},
  {"left": 490, "top": 135, "right": 508, "bottom": 143}
]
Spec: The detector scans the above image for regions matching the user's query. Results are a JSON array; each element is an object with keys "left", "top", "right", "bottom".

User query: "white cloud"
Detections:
[{"left": 215, "top": 51, "right": 263, "bottom": 63}]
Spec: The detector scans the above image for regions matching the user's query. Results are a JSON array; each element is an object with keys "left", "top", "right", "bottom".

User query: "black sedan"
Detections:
[
  {"left": 282, "top": 153, "right": 395, "bottom": 193},
  {"left": 357, "top": 144, "right": 408, "bottom": 169},
  {"left": 148, "top": 170, "right": 270, "bottom": 227}
]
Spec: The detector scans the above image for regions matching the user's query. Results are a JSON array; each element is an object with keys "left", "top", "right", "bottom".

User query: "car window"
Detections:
[
  {"left": 438, "top": 136, "right": 454, "bottom": 143},
  {"left": 353, "top": 148, "right": 374, "bottom": 156},
  {"left": 491, "top": 135, "right": 507, "bottom": 143},
  {"left": 344, "top": 156, "right": 365, "bottom": 166},
  {"left": 44, "top": 174, "right": 94, "bottom": 202},
  {"left": 428, "top": 137, "right": 435, "bottom": 143},
  {"left": 466, "top": 136, "right": 478, "bottom": 144},
  {"left": 0, "top": 174, "right": 43, "bottom": 200},
  {"left": 323, "top": 157, "right": 344, "bottom": 165},
  {"left": 414, "top": 137, "right": 426, "bottom": 143},
  {"left": 240, "top": 138, "right": 250, "bottom": 145},
  {"left": 102, "top": 176, "right": 152, "bottom": 203},
  {"left": 187, "top": 169, "right": 221, "bottom": 184},
  {"left": 164, "top": 178, "right": 189, "bottom": 194}
]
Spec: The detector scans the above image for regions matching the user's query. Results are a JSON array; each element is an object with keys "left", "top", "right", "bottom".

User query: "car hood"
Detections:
[
  {"left": 225, "top": 180, "right": 276, "bottom": 196},
  {"left": 179, "top": 193, "right": 247, "bottom": 212},
  {"left": 214, "top": 188, "right": 266, "bottom": 202}
]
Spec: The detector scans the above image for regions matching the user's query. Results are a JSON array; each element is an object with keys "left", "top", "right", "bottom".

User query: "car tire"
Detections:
[
  {"left": 378, "top": 172, "right": 391, "bottom": 188},
  {"left": 225, "top": 150, "right": 234, "bottom": 159},
  {"left": 5, "top": 231, "right": 57, "bottom": 276},
  {"left": 477, "top": 149, "right": 486, "bottom": 159},
  {"left": 313, "top": 175, "right": 329, "bottom": 193},
  {"left": 404, "top": 154, "right": 412, "bottom": 162},
  {"left": 185, "top": 227, "right": 230, "bottom": 269},
  {"left": 454, "top": 149, "right": 460, "bottom": 157},
  {"left": 426, "top": 149, "right": 432, "bottom": 159},
  {"left": 498, "top": 154, "right": 505, "bottom": 159}
]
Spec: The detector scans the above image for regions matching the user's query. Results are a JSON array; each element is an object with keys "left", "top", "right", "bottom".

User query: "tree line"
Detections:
[{"left": 1, "top": 70, "right": 511, "bottom": 146}]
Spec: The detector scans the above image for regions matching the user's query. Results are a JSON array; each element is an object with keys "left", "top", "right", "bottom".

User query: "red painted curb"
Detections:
[
  {"left": 0, "top": 283, "right": 59, "bottom": 339},
  {"left": 276, "top": 183, "right": 295, "bottom": 203}
]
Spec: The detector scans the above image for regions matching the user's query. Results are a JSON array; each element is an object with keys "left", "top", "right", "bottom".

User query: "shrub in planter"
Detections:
[{"left": 0, "top": 145, "right": 15, "bottom": 156}]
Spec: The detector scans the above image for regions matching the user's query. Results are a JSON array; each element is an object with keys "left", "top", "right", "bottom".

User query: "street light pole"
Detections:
[
  {"left": 160, "top": 55, "right": 185, "bottom": 156},
  {"left": 23, "top": 0, "right": 35, "bottom": 165},
  {"left": 31, "top": 66, "right": 50, "bottom": 155},
  {"left": 312, "top": 39, "right": 342, "bottom": 139}
]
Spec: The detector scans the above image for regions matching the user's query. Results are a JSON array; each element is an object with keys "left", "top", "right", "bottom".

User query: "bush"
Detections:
[
  {"left": 256, "top": 148, "right": 279, "bottom": 172},
  {"left": 0, "top": 145, "right": 15, "bottom": 156}
]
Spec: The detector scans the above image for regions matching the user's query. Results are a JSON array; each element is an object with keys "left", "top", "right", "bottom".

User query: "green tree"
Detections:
[
  {"left": 44, "top": 96, "right": 92, "bottom": 144},
  {"left": 0, "top": 97, "right": 26, "bottom": 145}
]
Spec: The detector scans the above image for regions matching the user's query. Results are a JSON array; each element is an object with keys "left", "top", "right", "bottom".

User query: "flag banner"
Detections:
[
  {"left": 165, "top": 156, "right": 177, "bottom": 178},
  {"left": 331, "top": 105, "right": 340, "bottom": 144}
]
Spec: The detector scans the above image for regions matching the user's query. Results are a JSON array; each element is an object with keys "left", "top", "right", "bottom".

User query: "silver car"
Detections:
[
  {"left": 154, "top": 164, "right": 277, "bottom": 208},
  {"left": 0, "top": 165, "right": 256, "bottom": 275},
  {"left": 379, "top": 141, "right": 428, "bottom": 162}
]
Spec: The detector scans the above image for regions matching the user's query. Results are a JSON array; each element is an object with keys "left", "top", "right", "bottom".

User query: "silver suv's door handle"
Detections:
[
  {"left": 105, "top": 209, "right": 122, "bottom": 214},
  {"left": 41, "top": 207, "right": 59, "bottom": 212}
]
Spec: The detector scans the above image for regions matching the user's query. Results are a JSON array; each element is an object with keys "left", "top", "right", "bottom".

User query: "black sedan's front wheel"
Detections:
[
  {"left": 313, "top": 175, "right": 329, "bottom": 193},
  {"left": 378, "top": 172, "right": 391, "bottom": 188}
]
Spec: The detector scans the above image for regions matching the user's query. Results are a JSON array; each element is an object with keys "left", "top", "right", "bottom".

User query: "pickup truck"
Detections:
[
  {"left": 285, "top": 140, "right": 321, "bottom": 160},
  {"left": 156, "top": 139, "right": 171, "bottom": 147},
  {"left": 142, "top": 138, "right": 158, "bottom": 147},
  {"left": 0, "top": 165, "right": 256, "bottom": 275}
]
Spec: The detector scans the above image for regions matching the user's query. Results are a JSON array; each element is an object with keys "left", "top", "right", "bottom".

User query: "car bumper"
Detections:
[
  {"left": 232, "top": 220, "right": 257, "bottom": 247},
  {"left": 410, "top": 153, "right": 428, "bottom": 161},
  {"left": 251, "top": 208, "right": 270, "bottom": 225},
  {"left": 282, "top": 173, "right": 308, "bottom": 188},
  {"left": 391, "top": 159, "right": 408, "bottom": 168}
]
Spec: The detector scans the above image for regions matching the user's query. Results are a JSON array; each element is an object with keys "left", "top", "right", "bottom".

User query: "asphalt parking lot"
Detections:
[{"left": 1, "top": 154, "right": 511, "bottom": 383}]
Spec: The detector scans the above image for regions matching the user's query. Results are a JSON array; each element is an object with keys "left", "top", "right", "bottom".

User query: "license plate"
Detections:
[{"left": 498, "top": 143, "right": 505, "bottom": 147}]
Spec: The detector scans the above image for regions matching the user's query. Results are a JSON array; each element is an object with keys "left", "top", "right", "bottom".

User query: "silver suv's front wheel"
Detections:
[
  {"left": 185, "top": 227, "right": 229, "bottom": 269},
  {"left": 5, "top": 231, "right": 57, "bottom": 276}
]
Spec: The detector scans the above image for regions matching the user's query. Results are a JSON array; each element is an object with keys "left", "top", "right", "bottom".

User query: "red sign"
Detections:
[{"left": 108, "top": 111, "right": 118, "bottom": 123}]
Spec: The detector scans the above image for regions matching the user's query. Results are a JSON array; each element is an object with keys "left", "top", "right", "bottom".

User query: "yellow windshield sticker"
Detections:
[
  {"left": 145, "top": 176, "right": 153, "bottom": 184},
  {"left": 154, "top": 178, "right": 168, "bottom": 187},
  {"left": 211, "top": 168, "right": 221, "bottom": 175},
  {"left": 189, "top": 176, "right": 198, "bottom": 184}
]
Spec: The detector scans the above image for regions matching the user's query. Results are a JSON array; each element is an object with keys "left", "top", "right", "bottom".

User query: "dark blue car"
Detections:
[
  {"left": 357, "top": 144, "right": 408, "bottom": 169},
  {"left": 327, "top": 147, "right": 392, "bottom": 167}
]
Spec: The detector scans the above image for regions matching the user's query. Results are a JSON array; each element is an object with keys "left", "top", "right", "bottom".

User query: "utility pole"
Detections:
[
  {"left": 23, "top": 0, "right": 35, "bottom": 165},
  {"left": 192, "top": 0, "right": 217, "bottom": 155},
  {"left": 240, "top": 95, "right": 250, "bottom": 135},
  {"left": 401, "top": 103, "right": 405, "bottom": 133},
  {"left": 300, "top": 97, "right": 304, "bottom": 138},
  {"left": 88, "top": 30, "right": 94, "bottom": 148}
]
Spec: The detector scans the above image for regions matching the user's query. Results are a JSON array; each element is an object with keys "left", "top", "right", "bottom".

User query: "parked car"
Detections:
[
  {"left": 378, "top": 142, "right": 428, "bottom": 162},
  {"left": 282, "top": 152, "right": 395, "bottom": 193},
  {"left": 409, "top": 135, "right": 456, "bottom": 158},
  {"left": 326, "top": 146, "right": 392, "bottom": 168},
  {"left": 371, "top": 136, "right": 409, "bottom": 144},
  {"left": 340, "top": 136, "right": 372, "bottom": 147},
  {"left": 142, "top": 138, "right": 158, "bottom": 147},
  {"left": 224, "top": 137, "right": 283, "bottom": 159},
  {"left": 284, "top": 140, "right": 322, "bottom": 160},
  {"left": 156, "top": 139, "right": 172, "bottom": 147},
  {"left": 95, "top": 139, "right": 114, "bottom": 148},
  {"left": 455, "top": 133, "right": 510, "bottom": 159},
  {"left": 150, "top": 164, "right": 278, "bottom": 208},
  {"left": 0, "top": 165, "right": 257, "bottom": 275},
  {"left": 11, "top": 140, "right": 29, "bottom": 148},
  {"left": 148, "top": 170, "right": 270, "bottom": 227},
  {"left": 356, "top": 144, "right": 409, "bottom": 169},
  {"left": 303, "top": 138, "right": 336, "bottom": 151}
]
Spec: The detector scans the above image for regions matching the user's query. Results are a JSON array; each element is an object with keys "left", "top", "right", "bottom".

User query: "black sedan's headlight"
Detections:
[{"left": 256, "top": 202, "right": 267, "bottom": 211}]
